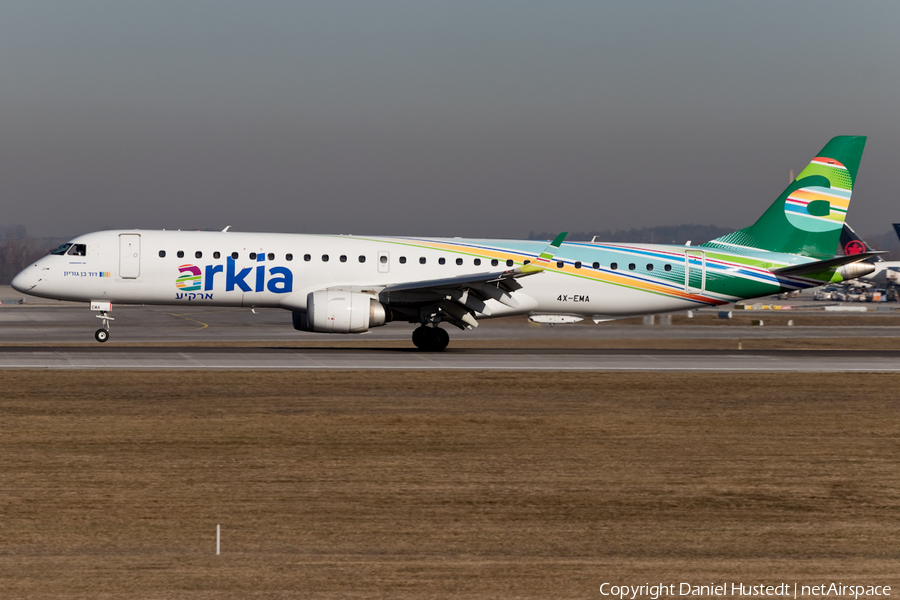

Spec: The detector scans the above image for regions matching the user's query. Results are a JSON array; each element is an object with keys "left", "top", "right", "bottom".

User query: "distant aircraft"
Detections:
[
  {"left": 12, "top": 136, "right": 876, "bottom": 350},
  {"left": 835, "top": 222, "right": 900, "bottom": 288}
]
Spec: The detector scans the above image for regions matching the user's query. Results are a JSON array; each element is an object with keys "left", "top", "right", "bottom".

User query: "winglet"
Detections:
[
  {"left": 548, "top": 232, "right": 568, "bottom": 253},
  {"left": 522, "top": 232, "right": 568, "bottom": 273}
]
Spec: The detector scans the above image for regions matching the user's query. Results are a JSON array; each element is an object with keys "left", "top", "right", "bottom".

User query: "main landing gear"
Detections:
[{"left": 412, "top": 325, "right": 449, "bottom": 352}]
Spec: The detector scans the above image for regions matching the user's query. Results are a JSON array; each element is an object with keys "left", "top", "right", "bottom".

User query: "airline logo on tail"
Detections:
[
  {"left": 843, "top": 239, "right": 866, "bottom": 255},
  {"left": 784, "top": 157, "right": 852, "bottom": 233}
]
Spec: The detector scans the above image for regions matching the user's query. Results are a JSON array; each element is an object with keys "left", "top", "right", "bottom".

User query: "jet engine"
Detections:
[
  {"left": 293, "top": 290, "right": 388, "bottom": 333},
  {"left": 837, "top": 262, "right": 876, "bottom": 281}
]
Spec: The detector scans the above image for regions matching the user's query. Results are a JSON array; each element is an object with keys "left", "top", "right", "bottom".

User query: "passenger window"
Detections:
[
  {"left": 574, "top": 261, "right": 582, "bottom": 269},
  {"left": 213, "top": 251, "right": 221, "bottom": 259},
  {"left": 491, "top": 259, "right": 499, "bottom": 267},
  {"left": 646, "top": 263, "right": 653, "bottom": 271},
  {"left": 340, "top": 255, "right": 347, "bottom": 263},
  {"left": 195, "top": 251, "right": 202, "bottom": 259},
  {"left": 250, "top": 252, "right": 257, "bottom": 260},
  {"left": 629, "top": 263, "right": 636, "bottom": 270},
  {"left": 159, "top": 250, "right": 166, "bottom": 258},
  {"left": 359, "top": 255, "right": 366, "bottom": 263},
  {"left": 50, "top": 243, "right": 72, "bottom": 256},
  {"left": 400, "top": 257, "right": 407, "bottom": 264},
  {"left": 611, "top": 262, "right": 618, "bottom": 270},
  {"left": 556, "top": 261, "right": 564, "bottom": 268},
  {"left": 322, "top": 254, "right": 329, "bottom": 262},
  {"left": 438, "top": 257, "right": 445, "bottom": 265},
  {"left": 592, "top": 262, "right": 600, "bottom": 269},
  {"left": 232, "top": 252, "right": 239, "bottom": 259},
  {"left": 267, "top": 253, "right": 274, "bottom": 261},
  {"left": 304, "top": 254, "right": 311, "bottom": 261},
  {"left": 286, "top": 254, "right": 293, "bottom": 261},
  {"left": 524, "top": 259, "right": 530, "bottom": 265},
  {"left": 474, "top": 258, "right": 481, "bottom": 266},
  {"left": 664, "top": 264, "right": 672, "bottom": 271},
  {"left": 506, "top": 259, "right": 513, "bottom": 267},
  {"left": 419, "top": 257, "right": 426, "bottom": 264},
  {"left": 379, "top": 255, "right": 387, "bottom": 264},
  {"left": 177, "top": 251, "right": 185, "bottom": 258}
]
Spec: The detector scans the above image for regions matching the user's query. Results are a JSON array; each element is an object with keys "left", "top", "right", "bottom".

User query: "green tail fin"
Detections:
[{"left": 703, "top": 136, "right": 866, "bottom": 258}]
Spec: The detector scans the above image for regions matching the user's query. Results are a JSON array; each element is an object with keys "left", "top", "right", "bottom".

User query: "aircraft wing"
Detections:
[
  {"left": 771, "top": 251, "right": 884, "bottom": 277},
  {"left": 376, "top": 233, "right": 568, "bottom": 329},
  {"left": 384, "top": 264, "right": 541, "bottom": 293}
]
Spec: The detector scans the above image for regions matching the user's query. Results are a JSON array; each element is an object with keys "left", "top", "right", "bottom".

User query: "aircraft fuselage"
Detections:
[{"left": 14, "top": 229, "right": 816, "bottom": 320}]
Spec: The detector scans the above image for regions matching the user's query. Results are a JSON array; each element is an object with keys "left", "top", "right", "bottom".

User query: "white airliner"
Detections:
[{"left": 11, "top": 136, "right": 877, "bottom": 350}]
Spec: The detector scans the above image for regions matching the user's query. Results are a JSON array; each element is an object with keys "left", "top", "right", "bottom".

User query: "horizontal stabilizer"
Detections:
[{"left": 771, "top": 251, "right": 884, "bottom": 276}]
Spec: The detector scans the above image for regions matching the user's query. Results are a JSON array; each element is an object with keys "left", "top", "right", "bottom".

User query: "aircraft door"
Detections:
[
  {"left": 377, "top": 251, "right": 390, "bottom": 273},
  {"left": 684, "top": 249, "right": 705, "bottom": 293},
  {"left": 119, "top": 234, "right": 141, "bottom": 279}
]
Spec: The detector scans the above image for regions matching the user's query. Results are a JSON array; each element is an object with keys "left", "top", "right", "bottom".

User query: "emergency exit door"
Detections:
[
  {"left": 119, "top": 234, "right": 141, "bottom": 279},
  {"left": 684, "top": 249, "right": 706, "bottom": 293}
]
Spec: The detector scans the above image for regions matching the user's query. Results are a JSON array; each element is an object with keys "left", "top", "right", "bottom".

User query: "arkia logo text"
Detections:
[{"left": 176, "top": 255, "right": 293, "bottom": 296}]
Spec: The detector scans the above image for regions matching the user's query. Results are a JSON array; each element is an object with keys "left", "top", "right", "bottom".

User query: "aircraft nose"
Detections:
[{"left": 11, "top": 268, "right": 36, "bottom": 293}]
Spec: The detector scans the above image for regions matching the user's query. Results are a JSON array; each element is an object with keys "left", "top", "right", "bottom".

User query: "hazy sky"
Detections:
[{"left": 2, "top": 1, "right": 899, "bottom": 239}]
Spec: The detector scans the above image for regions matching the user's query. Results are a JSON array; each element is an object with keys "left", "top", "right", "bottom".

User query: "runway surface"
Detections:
[
  {"left": 2, "top": 346, "right": 900, "bottom": 371},
  {"left": 4, "top": 302, "right": 900, "bottom": 342},
  {"left": 3, "top": 297, "right": 900, "bottom": 370}
]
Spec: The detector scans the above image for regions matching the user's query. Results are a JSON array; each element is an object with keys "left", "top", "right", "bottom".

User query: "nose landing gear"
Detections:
[{"left": 91, "top": 301, "right": 114, "bottom": 343}]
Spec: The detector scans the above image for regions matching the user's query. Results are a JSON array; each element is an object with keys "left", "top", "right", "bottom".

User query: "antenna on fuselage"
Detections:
[{"left": 222, "top": 226, "right": 231, "bottom": 232}]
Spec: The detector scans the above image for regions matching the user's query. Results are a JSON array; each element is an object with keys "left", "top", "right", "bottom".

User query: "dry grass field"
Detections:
[{"left": 1, "top": 370, "right": 899, "bottom": 599}]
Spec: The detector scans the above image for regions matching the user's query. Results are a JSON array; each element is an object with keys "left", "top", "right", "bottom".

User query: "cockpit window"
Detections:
[
  {"left": 50, "top": 243, "right": 72, "bottom": 255},
  {"left": 66, "top": 244, "right": 87, "bottom": 256}
]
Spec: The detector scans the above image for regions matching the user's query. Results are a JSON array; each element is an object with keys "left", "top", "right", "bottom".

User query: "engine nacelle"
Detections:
[
  {"left": 293, "top": 290, "right": 388, "bottom": 333},
  {"left": 837, "top": 262, "right": 876, "bottom": 281}
]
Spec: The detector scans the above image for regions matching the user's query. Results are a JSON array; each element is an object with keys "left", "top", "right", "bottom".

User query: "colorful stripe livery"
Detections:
[{"left": 356, "top": 234, "right": 828, "bottom": 311}]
